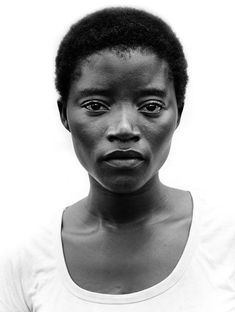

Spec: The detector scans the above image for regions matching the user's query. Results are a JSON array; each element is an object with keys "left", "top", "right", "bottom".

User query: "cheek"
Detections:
[
  {"left": 68, "top": 113, "right": 102, "bottom": 168},
  {"left": 141, "top": 112, "right": 177, "bottom": 169},
  {"left": 144, "top": 113, "right": 176, "bottom": 147},
  {"left": 71, "top": 122, "right": 98, "bottom": 147}
]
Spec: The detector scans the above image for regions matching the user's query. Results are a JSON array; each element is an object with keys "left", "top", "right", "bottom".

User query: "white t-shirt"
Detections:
[{"left": 1, "top": 189, "right": 235, "bottom": 311}]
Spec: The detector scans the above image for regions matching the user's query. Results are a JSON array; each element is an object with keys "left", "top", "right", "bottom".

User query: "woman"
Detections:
[{"left": 1, "top": 7, "right": 235, "bottom": 311}]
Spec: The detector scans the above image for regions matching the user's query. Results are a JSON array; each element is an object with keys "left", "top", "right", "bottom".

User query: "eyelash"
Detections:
[
  {"left": 82, "top": 100, "right": 164, "bottom": 114},
  {"left": 82, "top": 101, "right": 108, "bottom": 111},
  {"left": 138, "top": 101, "right": 164, "bottom": 114}
]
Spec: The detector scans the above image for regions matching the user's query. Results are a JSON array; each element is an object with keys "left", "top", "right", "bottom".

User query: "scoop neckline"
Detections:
[{"left": 55, "top": 190, "right": 198, "bottom": 304}]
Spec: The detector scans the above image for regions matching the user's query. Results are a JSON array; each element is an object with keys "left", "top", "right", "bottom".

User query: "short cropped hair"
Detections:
[{"left": 55, "top": 7, "right": 188, "bottom": 116}]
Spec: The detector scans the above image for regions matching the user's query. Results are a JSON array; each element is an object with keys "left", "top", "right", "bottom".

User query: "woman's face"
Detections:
[{"left": 63, "top": 49, "right": 179, "bottom": 193}]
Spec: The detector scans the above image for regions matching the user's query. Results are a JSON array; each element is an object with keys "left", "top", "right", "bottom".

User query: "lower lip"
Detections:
[{"left": 104, "top": 158, "right": 144, "bottom": 168}]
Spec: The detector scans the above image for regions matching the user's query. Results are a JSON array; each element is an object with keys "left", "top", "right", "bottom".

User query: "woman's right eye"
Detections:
[{"left": 82, "top": 101, "right": 108, "bottom": 111}]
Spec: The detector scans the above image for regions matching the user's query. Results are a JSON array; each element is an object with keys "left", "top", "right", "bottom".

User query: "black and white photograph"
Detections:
[{"left": 0, "top": 0, "right": 235, "bottom": 311}]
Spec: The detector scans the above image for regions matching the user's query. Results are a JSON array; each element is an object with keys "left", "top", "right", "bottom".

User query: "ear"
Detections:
[
  {"left": 176, "top": 114, "right": 181, "bottom": 128},
  {"left": 176, "top": 104, "right": 184, "bottom": 129},
  {"left": 57, "top": 99, "right": 70, "bottom": 131}
]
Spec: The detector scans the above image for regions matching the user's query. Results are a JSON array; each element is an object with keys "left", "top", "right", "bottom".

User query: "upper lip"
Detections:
[{"left": 103, "top": 150, "right": 144, "bottom": 160}]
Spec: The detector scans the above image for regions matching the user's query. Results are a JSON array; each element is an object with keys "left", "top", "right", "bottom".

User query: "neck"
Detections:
[{"left": 85, "top": 174, "right": 171, "bottom": 230}]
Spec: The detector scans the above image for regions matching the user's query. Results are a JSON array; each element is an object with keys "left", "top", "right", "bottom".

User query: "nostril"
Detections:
[
  {"left": 131, "top": 135, "right": 140, "bottom": 142},
  {"left": 107, "top": 133, "right": 140, "bottom": 142},
  {"left": 107, "top": 134, "right": 115, "bottom": 142}
]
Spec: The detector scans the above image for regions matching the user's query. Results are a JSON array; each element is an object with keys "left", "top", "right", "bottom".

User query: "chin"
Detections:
[{"left": 100, "top": 176, "right": 149, "bottom": 194}]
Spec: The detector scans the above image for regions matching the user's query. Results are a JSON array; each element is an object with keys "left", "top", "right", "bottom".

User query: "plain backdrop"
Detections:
[{"left": 0, "top": 0, "right": 234, "bottom": 250}]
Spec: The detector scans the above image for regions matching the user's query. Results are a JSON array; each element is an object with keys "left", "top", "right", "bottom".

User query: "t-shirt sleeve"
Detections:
[{"left": 0, "top": 248, "right": 30, "bottom": 312}]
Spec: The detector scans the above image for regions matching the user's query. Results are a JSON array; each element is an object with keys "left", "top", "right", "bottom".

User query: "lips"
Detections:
[
  {"left": 102, "top": 150, "right": 145, "bottom": 169},
  {"left": 103, "top": 150, "right": 144, "bottom": 161}
]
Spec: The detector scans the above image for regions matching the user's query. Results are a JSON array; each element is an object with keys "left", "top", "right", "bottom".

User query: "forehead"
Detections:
[{"left": 72, "top": 49, "right": 171, "bottom": 92}]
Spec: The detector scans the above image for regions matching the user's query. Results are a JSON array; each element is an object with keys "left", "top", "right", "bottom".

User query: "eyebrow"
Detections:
[
  {"left": 135, "top": 88, "right": 167, "bottom": 98},
  {"left": 77, "top": 87, "right": 167, "bottom": 99},
  {"left": 77, "top": 88, "right": 113, "bottom": 98}
]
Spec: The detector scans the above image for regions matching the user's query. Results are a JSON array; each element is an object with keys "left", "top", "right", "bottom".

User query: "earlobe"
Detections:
[{"left": 57, "top": 99, "right": 70, "bottom": 131}]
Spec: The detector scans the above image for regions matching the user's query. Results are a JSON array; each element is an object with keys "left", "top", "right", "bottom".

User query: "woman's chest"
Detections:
[
  {"left": 61, "top": 225, "right": 187, "bottom": 294},
  {"left": 30, "top": 250, "right": 235, "bottom": 311}
]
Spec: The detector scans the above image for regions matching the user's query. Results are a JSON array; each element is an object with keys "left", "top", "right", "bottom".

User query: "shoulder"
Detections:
[
  {"left": 191, "top": 188, "right": 235, "bottom": 264},
  {"left": 191, "top": 187, "right": 235, "bottom": 229},
  {"left": 0, "top": 209, "right": 56, "bottom": 279},
  {"left": 190, "top": 188, "right": 235, "bottom": 287},
  {"left": 0, "top": 207, "right": 64, "bottom": 310}
]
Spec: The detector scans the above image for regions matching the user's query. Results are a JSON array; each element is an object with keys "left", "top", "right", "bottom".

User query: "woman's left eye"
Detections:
[{"left": 139, "top": 101, "right": 164, "bottom": 114}]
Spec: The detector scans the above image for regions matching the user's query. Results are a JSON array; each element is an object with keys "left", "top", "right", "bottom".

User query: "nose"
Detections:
[{"left": 106, "top": 105, "right": 141, "bottom": 143}]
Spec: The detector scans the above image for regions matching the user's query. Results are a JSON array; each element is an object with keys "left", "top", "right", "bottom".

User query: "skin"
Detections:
[{"left": 58, "top": 49, "right": 193, "bottom": 294}]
